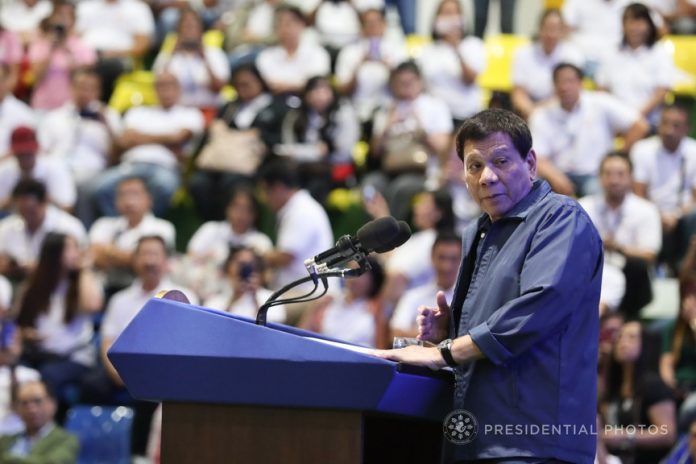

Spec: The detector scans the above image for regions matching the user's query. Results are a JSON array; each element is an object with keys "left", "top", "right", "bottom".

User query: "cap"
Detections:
[{"left": 10, "top": 126, "right": 38, "bottom": 154}]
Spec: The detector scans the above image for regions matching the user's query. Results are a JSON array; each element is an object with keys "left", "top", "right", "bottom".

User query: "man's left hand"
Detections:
[{"left": 372, "top": 346, "right": 446, "bottom": 371}]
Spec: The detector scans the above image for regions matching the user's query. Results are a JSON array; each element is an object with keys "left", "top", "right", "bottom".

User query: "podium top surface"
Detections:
[{"left": 108, "top": 298, "right": 453, "bottom": 421}]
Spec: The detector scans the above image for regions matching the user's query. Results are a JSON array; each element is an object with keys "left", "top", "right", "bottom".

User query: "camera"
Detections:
[
  {"left": 239, "top": 262, "right": 255, "bottom": 281},
  {"left": 0, "top": 321, "right": 15, "bottom": 350},
  {"left": 52, "top": 23, "right": 66, "bottom": 39}
]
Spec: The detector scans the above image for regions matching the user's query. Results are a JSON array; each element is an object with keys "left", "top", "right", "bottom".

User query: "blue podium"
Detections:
[{"left": 108, "top": 297, "right": 453, "bottom": 463}]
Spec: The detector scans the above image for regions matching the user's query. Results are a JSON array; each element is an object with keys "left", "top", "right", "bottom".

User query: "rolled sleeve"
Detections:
[{"left": 469, "top": 321, "right": 512, "bottom": 365}]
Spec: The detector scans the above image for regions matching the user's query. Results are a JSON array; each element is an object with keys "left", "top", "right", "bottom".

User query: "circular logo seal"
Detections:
[{"left": 443, "top": 409, "right": 478, "bottom": 445}]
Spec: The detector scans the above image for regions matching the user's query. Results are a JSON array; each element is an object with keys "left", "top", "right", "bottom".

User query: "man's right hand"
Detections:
[{"left": 417, "top": 291, "right": 451, "bottom": 344}]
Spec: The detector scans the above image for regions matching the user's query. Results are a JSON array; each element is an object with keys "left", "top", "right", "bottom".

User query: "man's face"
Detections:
[
  {"left": 13, "top": 150, "right": 37, "bottom": 172},
  {"left": 463, "top": 132, "right": 536, "bottom": 222},
  {"left": 658, "top": 108, "right": 689, "bottom": 152},
  {"left": 259, "top": 182, "right": 286, "bottom": 212},
  {"left": 116, "top": 179, "right": 151, "bottom": 219},
  {"left": 432, "top": 242, "right": 462, "bottom": 289},
  {"left": 133, "top": 239, "right": 167, "bottom": 282},
  {"left": 16, "top": 383, "right": 56, "bottom": 434},
  {"left": 391, "top": 70, "right": 422, "bottom": 101},
  {"left": 72, "top": 73, "right": 101, "bottom": 108},
  {"left": 554, "top": 67, "right": 582, "bottom": 109},
  {"left": 155, "top": 74, "right": 181, "bottom": 109},
  {"left": 362, "top": 10, "right": 385, "bottom": 37},
  {"left": 276, "top": 11, "right": 303, "bottom": 46},
  {"left": 226, "top": 194, "right": 255, "bottom": 233},
  {"left": 600, "top": 157, "right": 632, "bottom": 202},
  {"left": 15, "top": 196, "right": 46, "bottom": 231}
]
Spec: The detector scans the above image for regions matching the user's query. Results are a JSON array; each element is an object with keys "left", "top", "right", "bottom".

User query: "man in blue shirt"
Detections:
[{"left": 376, "top": 109, "right": 603, "bottom": 463}]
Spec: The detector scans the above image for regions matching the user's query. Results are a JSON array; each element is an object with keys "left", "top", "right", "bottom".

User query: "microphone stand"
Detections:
[{"left": 255, "top": 263, "right": 370, "bottom": 326}]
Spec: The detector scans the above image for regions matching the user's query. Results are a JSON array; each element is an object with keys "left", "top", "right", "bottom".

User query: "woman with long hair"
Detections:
[{"left": 15, "top": 232, "right": 103, "bottom": 402}]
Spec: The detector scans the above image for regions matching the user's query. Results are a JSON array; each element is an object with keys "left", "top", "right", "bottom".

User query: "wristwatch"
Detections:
[{"left": 437, "top": 339, "right": 458, "bottom": 367}]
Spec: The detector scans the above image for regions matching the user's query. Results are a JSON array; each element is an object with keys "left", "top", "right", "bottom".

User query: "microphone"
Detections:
[{"left": 305, "top": 216, "right": 409, "bottom": 271}]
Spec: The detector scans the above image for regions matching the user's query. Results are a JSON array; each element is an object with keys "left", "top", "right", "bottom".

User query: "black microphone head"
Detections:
[
  {"left": 374, "top": 220, "right": 411, "bottom": 253},
  {"left": 356, "top": 216, "right": 400, "bottom": 252}
]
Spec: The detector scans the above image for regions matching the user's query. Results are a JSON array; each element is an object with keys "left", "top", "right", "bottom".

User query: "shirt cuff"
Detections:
[{"left": 468, "top": 322, "right": 512, "bottom": 365}]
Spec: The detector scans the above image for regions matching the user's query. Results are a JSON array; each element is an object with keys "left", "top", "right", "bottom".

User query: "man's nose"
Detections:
[{"left": 480, "top": 165, "right": 499, "bottom": 184}]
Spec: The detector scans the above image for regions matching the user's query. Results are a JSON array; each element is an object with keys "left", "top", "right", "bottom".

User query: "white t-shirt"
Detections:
[
  {"left": 512, "top": 41, "right": 585, "bottom": 102},
  {"left": 256, "top": 40, "right": 331, "bottom": 90},
  {"left": 187, "top": 221, "right": 273, "bottom": 265},
  {"left": 0, "top": 95, "right": 36, "bottom": 156},
  {"left": 0, "top": 366, "right": 41, "bottom": 436},
  {"left": 386, "top": 229, "right": 437, "bottom": 287},
  {"left": 0, "top": 205, "right": 87, "bottom": 267},
  {"left": 418, "top": 38, "right": 487, "bottom": 120},
  {"left": 631, "top": 135, "right": 696, "bottom": 214},
  {"left": 274, "top": 189, "right": 334, "bottom": 289},
  {"left": 204, "top": 287, "right": 286, "bottom": 323},
  {"left": 391, "top": 281, "right": 454, "bottom": 333},
  {"left": 373, "top": 94, "right": 454, "bottom": 138},
  {"left": 101, "top": 278, "right": 198, "bottom": 341},
  {"left": 320, "top": 296, "right": 375, "bottom": 348},
  {"left": 562, "top": 0, "right": 632, "bottom": 63},
  {"left": 89, "top": 213, "right": 176, "bottom": 251},
  {"left": 152, "top": 47, "right": 231, "bottom": 108},
  {"left": 245, "top": 1, "right": 275, "bottom": 39},
  {"left": 0, "top": 275, "right": 11, "bottom": 308},
  {"left": 39, "top": 102, "right": 123, "bottom": 183},
  {"left": 0, "top": 0, "right": 52, "bottom": 34},
  {"left": 596, "top": 43, "right": 676, "bottom": 123},
  {"left": 335, "top": 37, "right": 407, "bottom": 121},
  {"left": 0, "top": 156, "right": 76, "bottom": 209},
  {"left": 579, "top": 192, "right": 662, "bottom": 254},
  {"left": 314, "top": 2, "right": 360, "bottom": 49},
  {"left": 76, "top": 0, "right": 155, "bottom": 52},
  {"left": 601, "top": 262, "right": 626, "bottom": 312},
  {"left": 121, "top": 104, "right": 204, "bottom": 168},
  {"left": 530, "top": 91, "right": 640, "bottom": 176}
]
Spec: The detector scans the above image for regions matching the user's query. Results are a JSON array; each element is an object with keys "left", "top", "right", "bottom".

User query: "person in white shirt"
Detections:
[
  {"left": 90, "top": 176, "right": 176, "bottom": 292},
  {"left": 258, "top": 159, "right": 334, "bottom": 292},
  {"left": 152, "top": 7, "right": 229, "bottom": 109},
  {"left": 0, "top": 0, "right": 52, "bottom": 45},
  {"left": 255, "top": 4, "right": 331, "bottom": 95},
  {"left": 418, "top": 0, "right": 487, "bottom": 124},
  {"left": 596, "top": 3, "right": 676, "bottom": 127},
  {"left": 0, "top": 64, "right": 35, "bottom": 158},
  {"left": 511, "top": 9, "right": 584, "bottom": 120},
  {"left": 90, "top": 71, "right": 205, "bottom": 217},
  {"left": 531, "top": 63, "right": 649, "bottom": 198},
  {"left": 390, "top": 231, "right": 462, "bottom": 339},
  {"left": 204, "top": 246, "right": 285, "bottom": 323},
  {"left": 311, "top": 0, "right": 361, "bottom": 56},
  {"left": 0, "top": 180, "right": 86, "bottom": 281},
  {"left": 632, "top": 105, "right": 696, "bottom": 272},
  {"left": 0, "top": 126, "right": 76, "bottom": 212},
  {"left": 580, "top": 152, "right": 662, "bottom": 318}
]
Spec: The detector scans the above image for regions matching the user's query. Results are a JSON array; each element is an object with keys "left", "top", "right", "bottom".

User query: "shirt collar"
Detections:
[{"left": 476, "top": 179, "right": 551, "bottom": 225}]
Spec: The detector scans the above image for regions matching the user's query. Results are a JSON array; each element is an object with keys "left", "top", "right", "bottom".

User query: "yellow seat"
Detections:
[
  {"left": 477, "top": 34, "right": 530, "bottom": 93},
  {"left": 108, "top": 71, "right": 159, "bottom": 113},
  {"left": 405, "top": 34, "right": 432, "bottom": 59},
  {"left": 661, "top": 35, "right": 696, "bottom": 96},
  {"left": 544, "top": 0, "right": 564, "bottom": 9},
  {"left": 160, "top": 30, "right": 225, "bottom": 54}
]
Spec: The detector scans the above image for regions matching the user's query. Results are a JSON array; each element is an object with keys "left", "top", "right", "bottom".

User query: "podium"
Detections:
[{"left": 108, "top": 297, "right": 453, "bottom": 463}]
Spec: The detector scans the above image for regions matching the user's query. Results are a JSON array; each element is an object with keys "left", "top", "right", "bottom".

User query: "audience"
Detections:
[
  {"left": 0, "top": 26, "right": 22, "bottom": 92},
  {"left": 0, "top": 64, "right": 35, "bottom": 157},
  {"left": 0, "top": 0, "right": 53, "bottom": 46}
]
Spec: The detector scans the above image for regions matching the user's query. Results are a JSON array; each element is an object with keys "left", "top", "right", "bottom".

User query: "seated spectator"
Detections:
[
  {"left": 562, "top": 0, "right": 632, "bottom": 75},
  {"left": 596, "top": 3, "right": 675, "bottom": 128},
  {"left": 224, "top": 0, "right": 280, "bottom": 70},
  {"left": 511, "top": 9, "right": 584, "bottom": 120},
  {"left": 89, "top": 176, "right": 175, "bottom": 294},
  {"left": 81, "top": 235, "right": 196, "bottom": 457},
  {"left": 311, "top": 0, "right": 361, "bottom": 63},
  {"left": 418, "top": 0, "right": 487, "bottom": 125},
  {"left": 154, "top": 0, "right": 237, "bottom": 40},
  {"left": 390, "top": 231, "right": 461, "bottom": 339},
  {"left": 255, "top": 4, "right": 330, "bottom": 95},
  {"left": 275, "top": 75, "right": 360, "bottom": 202},
  {"left": 365, "top": 61, "right": 453, "bottom": 221},
  {"left": 0, "top": 126, "right": 76, "bottom": 212},
  {"left": 0, "top": 381, "right": 78, "bottom": 463},
  {"left": 15, "top": 232, "right": 103, "bottom": 411},
  {"left": 204, "top": 246, "right": 285, "bottom": 323},
  {"left": 579, "top": 153, "right": 661, "bottom": 318},
  {"left": 601, "top": 320, "right": 677, "bottom": 464},
  {"left": 28, "top": 1, "right": 96, "bottom": 112},
  {"left": 0, "top": 0, "right": 53, "bottom": 46},
  {"left": 0, "top": 180, "right": 86, "bottom": 282},
  {"left": 0, "top": 63, "right": 35, "bottom": 157},
  {"left": 299, "top": 258, "right": 384, "bottom": 347},
  {"left": 257, "top": 159, "right": 333, "bottom": 293},
  {"left": 531, "top": 63, "right": 649, "bottom": 197},
  {"left": 335, "top": 7, "right": 406, "bottom": 134},
  {"left": 91, "top": 71, "right": 205, "bottom": 217},
  {"left": 188, "top": 63, "right": 287, "bottom": 221},
  {"left": 76, "top": 0, "right": 155, "bottom": 101},
  {"left": 631, "top": 104, "right": 696, "bottom": 272},
  {"left": 0, "top": 27, "right": 23, "bottom": 91},
  {"left": 152, "top": 7, "right": 229, "bottom": 109},
  {"left": 0, "top": 276, "right": 41, "bottom": 436},
  {"left": 39, "top": 67, "right": 122, "bottom": 189}
]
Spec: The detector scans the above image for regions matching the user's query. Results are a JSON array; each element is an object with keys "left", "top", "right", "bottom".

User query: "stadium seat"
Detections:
[
  {"left": 477, "top": 34, "right": 530, "bottom": 93},
  {"left": 108, "top": 71, "right": 158, "bottom": 113},
  {"left": 160, "top": 29, "right": 225, "bottom": 54},
  {"left": 405, "top": 34, "right": 432, "bottom": 59},
  {"left": 65, "top": 405, "right": 134, "bottom": 464},
  {"left": 662, "top": 35, "right": 696, "bottom": 96}
]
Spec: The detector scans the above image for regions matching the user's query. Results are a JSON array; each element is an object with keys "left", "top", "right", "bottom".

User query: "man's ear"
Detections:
[{"left": 526, "top": 149, "right": 538, "bottom": 180}]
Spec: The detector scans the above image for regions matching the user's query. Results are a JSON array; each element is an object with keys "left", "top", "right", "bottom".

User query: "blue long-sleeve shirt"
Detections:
[{"left": 447, "top": 180, "right": 603, "bottom": 463}]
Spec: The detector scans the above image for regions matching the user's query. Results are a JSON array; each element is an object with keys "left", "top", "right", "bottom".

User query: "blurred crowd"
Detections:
[{"left": 0, "top": 0, "right": 693, "bottom": 462}]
